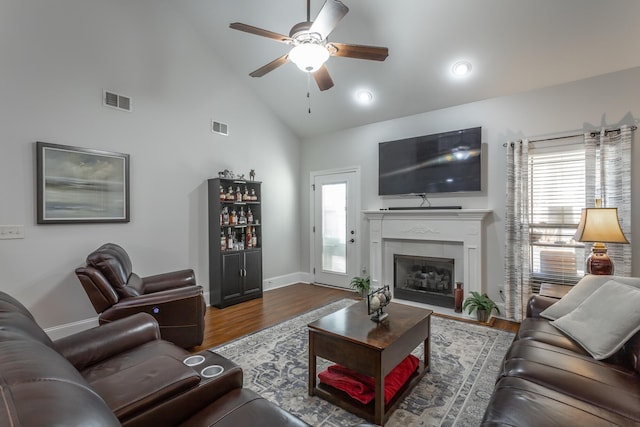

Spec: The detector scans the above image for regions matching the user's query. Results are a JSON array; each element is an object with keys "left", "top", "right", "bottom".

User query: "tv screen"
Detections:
[{"left": 378, "top": 127, "right": 482, "bottom": 195}]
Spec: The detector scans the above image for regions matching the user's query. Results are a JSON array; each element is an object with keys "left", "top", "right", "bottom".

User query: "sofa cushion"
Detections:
[
  {"left": 501, "top": 339, "right": 640, "bottom": 422},
  {"left": 481, "top": 376, "right": 638, "bottom": 427},
  {"left": 540, "top": 274, "right": 640, "bottom": 320},
  {"left": 516, "top": 317, "right": 589, "bottom": 355},
  {"left": 87, "top": 244, "right": 138, "bottom": 297},
  {"left": 0, "top": 338, "right": 120, "bottom": 426},
  {"left": 551, "top": 280, "right": 640, "bottom": 360}
]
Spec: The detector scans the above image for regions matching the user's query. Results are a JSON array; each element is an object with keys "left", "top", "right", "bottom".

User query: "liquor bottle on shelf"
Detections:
[
  {"left": 222, "top": 207, "right": 229, "bottom": 225},
  {"left": 243, "top": 186, "right": 250, "bottom": 201},
  {"left": 226, "top": 186, "right": 234, "bottom": 201},
  {"left": 246, "top": 226, "right": 252, "bottom": 248},
  {"left": 235, "top": 186, "right": 242, "bottom": 202},
  {"left": 251, "top": 232, "right": 257, "bottom": 248},
  {"left": 250, "top": 188, "right": 257, "bottom": 201},
  {"left": 239, "top": 207, "right": 246, "bottom": 224},
  {"left": 220, "top": 231, "right": 226, "bottom": 251},
  {"left": 247, "top": 207, "right": 253, "bottom": 224},
  {"left": 230, "top": 209, "right": 237, "bottom": 225},
  {"left": 219, "top": 186, "right": 225, "bottom": 201},
  {"left": 226, "top": 227, "right": 233, "bottom": 251}
]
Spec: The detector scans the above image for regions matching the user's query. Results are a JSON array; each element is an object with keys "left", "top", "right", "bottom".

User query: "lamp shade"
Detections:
[
  {"left": 573, "top": 208, "right": 629, "bottom": 244},
  {"left": 288, "top": 43, "right": 330, "bottom": 73}
]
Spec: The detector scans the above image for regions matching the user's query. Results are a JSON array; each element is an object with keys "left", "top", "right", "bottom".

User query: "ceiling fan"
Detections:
[{"left": 229, "top": 0, "right": 389, "bottom": 91}]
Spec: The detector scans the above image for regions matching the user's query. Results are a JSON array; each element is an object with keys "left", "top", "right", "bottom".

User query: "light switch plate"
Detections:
[{"left": 0, "top": 225, "right": 25, "bottom": 239}]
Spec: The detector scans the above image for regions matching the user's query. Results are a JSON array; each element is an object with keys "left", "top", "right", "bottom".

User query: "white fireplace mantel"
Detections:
[{"left": 363, "top": 209, "right": 492, "bottom": 317}]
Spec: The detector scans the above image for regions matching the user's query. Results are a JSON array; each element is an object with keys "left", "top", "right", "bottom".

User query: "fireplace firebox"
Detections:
[{"left": 394, "top": 254, "right": 455, "bottom": 308}]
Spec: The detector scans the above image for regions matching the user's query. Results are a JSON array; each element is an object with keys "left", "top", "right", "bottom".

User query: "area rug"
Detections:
[{"left": 211, "top": 299, "right": 514, "bottom": 426}]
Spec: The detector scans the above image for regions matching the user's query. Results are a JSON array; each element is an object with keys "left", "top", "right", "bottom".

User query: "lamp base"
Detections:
[{"left": 586, "top": 251, "right": 614, "bottom": 275}]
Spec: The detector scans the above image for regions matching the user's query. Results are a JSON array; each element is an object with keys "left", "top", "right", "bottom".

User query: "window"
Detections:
[{"left": 528, "top": 140, "right": 587, "bottom": 285}]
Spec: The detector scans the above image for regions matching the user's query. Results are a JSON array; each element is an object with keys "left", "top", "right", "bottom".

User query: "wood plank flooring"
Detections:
[{"left": 192, "top": 283, "right": 519, "bottom": 353}]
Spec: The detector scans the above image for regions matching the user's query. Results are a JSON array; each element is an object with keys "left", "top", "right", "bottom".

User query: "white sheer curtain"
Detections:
[
  {"left": 504, "top": 140, "right": 531, "bottom": 321},
  {"left": 583, "top": 125, "right": 633, "bottom": 275}
]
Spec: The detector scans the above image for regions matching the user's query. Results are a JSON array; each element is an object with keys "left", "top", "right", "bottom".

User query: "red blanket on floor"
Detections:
[{"left": 317, "top": 354, "right": 419, "bottom": 405}]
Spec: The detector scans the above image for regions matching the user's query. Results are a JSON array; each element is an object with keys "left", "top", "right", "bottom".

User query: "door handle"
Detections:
[{"left": 349, "top": 238, "right": 355, "bottom": 243}]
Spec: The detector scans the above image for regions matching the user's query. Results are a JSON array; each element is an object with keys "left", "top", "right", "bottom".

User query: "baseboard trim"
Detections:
[
  {"left": 44, "top": 317, "right": 99, "bottom": 341},
  {"left": 263, "top": 271, "right": 313, "bottom": 291}
]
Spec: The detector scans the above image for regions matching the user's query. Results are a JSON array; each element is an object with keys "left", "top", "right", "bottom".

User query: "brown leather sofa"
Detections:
[
  {"left": 481, "top": 289, "right": 640, "bottom": 426},
  {"left": 75, "top": 243, "right": 205, "bottom": 348},
  {"left": 0, "top": 291, "right": 309, "bottom": 427}
]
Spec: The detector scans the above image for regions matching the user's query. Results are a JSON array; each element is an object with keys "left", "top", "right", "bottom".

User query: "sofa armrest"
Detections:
[
  {"left": 101, "top": 286, "right": 204, "bottom": 320},
  {"left": 142, "top": 269, "right": 197, "bottom": 293},
  {"left": 54, "top": 312, "right": 161, "bottom": 370},
  {"left": 526, "top": 295, "right": 560, "bottom": 318}
]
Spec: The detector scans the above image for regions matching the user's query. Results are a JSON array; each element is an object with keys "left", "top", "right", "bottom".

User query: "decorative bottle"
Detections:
[
  {"left": 219, "top": 186, "right": 225, "bottom": 201},
  {"left": 246, "top": 226, "right": 252, "bottom": 248},
  {"left": 222, "top": 207, "right": 229, "bottom": 225},
  {"left": 454, "top": 282, "right": 463, "bottom": 313},
  {"left": 236, "top": 186, "right": 242, "bottom": 202},
  {"left": 226, "top": 228, "right": 233, "bottom": 251},
  {"left": 247, "top": 208, "right": 253, "bottom": 224}
]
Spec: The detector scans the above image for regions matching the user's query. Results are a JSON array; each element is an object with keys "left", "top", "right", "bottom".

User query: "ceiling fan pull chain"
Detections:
[{"left": 307, "top": 72, "right": 312, "bottom": 114}]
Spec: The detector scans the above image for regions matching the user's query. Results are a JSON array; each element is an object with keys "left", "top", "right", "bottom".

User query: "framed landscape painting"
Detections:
[{"left": 36, "top": 142, "right": 130, "bottom": 224}]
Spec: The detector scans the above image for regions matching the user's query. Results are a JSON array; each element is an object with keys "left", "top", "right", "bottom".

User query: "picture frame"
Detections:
[{"left": 36, "top": 142, "right": 130, "bottom": 224}]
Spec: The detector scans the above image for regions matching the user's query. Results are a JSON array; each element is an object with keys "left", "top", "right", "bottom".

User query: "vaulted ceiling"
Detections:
[{"left": 178, "top": 0, "right": 640, "bottom": 138}]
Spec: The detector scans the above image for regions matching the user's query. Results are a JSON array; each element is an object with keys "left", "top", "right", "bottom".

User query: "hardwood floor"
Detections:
[{"left": 192, "top": 283, "right": 519, "bottom": 352}]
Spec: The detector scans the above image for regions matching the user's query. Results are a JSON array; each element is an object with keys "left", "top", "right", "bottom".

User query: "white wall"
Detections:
[
  {"left": 0, "top": 0, "right": 302, "bottom": 329},
  {"left": 300, "top": 67, "right": 640, "bottom": 306}
]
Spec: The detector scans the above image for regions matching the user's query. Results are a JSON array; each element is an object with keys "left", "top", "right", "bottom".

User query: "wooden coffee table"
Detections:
[{"left": 308, "top": 301, "right": 432, "bottom": 425}]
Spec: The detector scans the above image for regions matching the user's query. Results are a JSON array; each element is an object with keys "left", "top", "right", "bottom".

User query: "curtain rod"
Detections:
[{"left": 501, "top": 125, "right": 637, "bottom": 147}]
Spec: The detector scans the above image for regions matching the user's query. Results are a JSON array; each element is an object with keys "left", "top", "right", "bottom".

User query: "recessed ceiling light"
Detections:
[
  {"left": 452, "top": 61, "right": 472, "bottom": 76},
  {"left": 356, "top": 90, "right": 373, "bottom": 104}
]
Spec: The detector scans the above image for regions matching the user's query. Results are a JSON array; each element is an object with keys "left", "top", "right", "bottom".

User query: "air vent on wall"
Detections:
[
  {"left": 103, "top": 89, "right": 132, "bottom": 112},
  {"left": 212, "top": 120, "right": 229, "bottom": 136}
]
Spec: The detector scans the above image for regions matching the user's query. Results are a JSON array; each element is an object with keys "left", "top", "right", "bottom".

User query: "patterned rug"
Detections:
[{"left": 211, "top": 299, "right": 514, "bottom": 426}]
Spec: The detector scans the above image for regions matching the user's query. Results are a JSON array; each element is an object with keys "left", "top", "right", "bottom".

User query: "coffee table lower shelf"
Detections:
[{"left": 313, "top": 362, "right": 428, "bottom": 425}]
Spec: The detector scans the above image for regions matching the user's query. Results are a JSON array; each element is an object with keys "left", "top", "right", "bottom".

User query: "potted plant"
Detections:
[
  {"left": 350, "top": 276, "right": 371, "bottom": 298},
  {"left": 462, "top": 291, "right": 500, "bottom": 323}
]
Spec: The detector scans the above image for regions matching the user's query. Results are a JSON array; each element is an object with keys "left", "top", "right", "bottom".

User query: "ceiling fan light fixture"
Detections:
[{"left": 289, "top": 43, "right": 330, "bottom": 73}]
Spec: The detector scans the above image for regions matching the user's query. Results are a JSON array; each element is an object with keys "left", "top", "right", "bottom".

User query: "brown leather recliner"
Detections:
[{"left": 75, "top": 243, "right": 205, "bottom": 348}]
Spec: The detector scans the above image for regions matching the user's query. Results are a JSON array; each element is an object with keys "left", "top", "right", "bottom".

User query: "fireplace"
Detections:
[
  {"left": 394, "top": 255, "right": 455, "bottom": 308},
  {"left": 364, "top": 209, "right": 491, "bottom": 319}
]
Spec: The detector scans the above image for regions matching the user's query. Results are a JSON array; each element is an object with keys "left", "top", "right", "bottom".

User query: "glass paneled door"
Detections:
[{"left": 312, "top": 169, "right": 360, "bottom": 288}]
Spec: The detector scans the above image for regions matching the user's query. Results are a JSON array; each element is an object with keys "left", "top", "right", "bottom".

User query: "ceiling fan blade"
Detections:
[
  {"left": 309, "top": 0, "right": 349, "bottom": 39},
  {"left": 328, "top": 42, "right": 389, "bottom": 61},
  {"left": 229, "top": 22, "right": 292, "bottom": 44},
  {"left": 313, "top": 65, "right": 334, "bottom": 91},
  {"left": 249, "top": 54, "right": 290, "bottom": 77}
]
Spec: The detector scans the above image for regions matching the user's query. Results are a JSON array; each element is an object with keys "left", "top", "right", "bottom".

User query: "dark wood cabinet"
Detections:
[{"left": 208, "top": 178, "right": 262, "bottom": 308}]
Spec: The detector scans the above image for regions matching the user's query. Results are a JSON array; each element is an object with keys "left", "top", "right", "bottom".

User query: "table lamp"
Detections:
[{"left": 573, "top": 207, "right": 629, "bottom": 275}]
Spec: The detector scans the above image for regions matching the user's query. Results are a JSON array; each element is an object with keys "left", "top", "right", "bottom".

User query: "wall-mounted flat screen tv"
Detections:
[{"left": 378, "top": 127, "right": 482, "bottom": 195}]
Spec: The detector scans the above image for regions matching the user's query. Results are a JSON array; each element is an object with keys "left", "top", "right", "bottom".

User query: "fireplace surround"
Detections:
[{"left": 364, "top": 209, "right": 491, "bottom": 318}]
